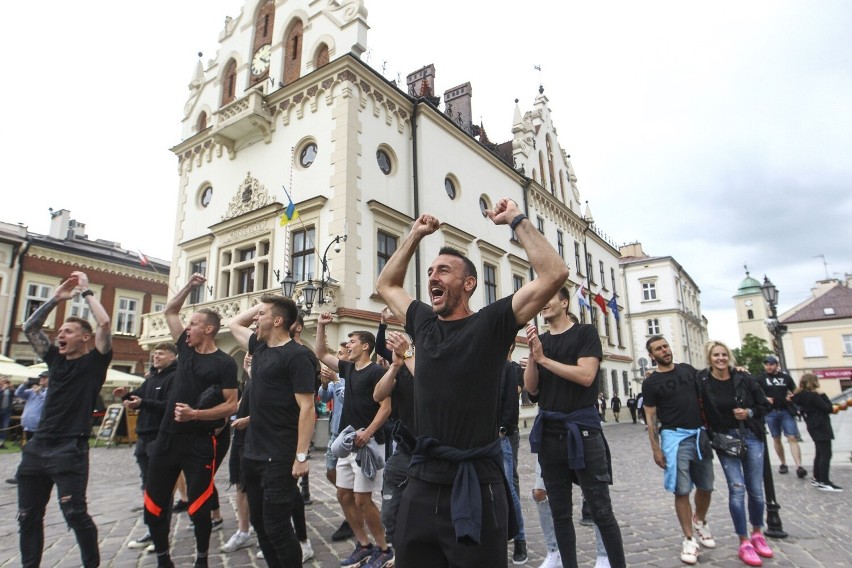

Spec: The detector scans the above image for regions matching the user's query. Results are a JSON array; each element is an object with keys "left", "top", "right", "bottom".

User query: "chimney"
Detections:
[
  {"left": 49, "top": 209, "right": 87, "bottom": 240},
  {"left": 406, "top": 64, "right": 436, "bottom": 98},
  {"left": 444, "top": 82, "right": 472, "bottom": 132},
  {"left": 618, "top": 242, "right": 648, "bottom": 259}
]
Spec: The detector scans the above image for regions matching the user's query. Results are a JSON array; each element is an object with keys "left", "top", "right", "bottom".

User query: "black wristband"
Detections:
[
  {"left": 81, "top": 289, "right": 94, "bottom": 298},
  {"left": 510, "top": 213, "right": 527, "bottom": 231}
]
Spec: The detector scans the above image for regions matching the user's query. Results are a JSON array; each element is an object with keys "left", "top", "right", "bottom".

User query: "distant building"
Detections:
[
  {"left": 2, "top": 209, "right": 169, "bottom": 375},
  {"left": 733, "top": 269, "right": 774, "bottom": 348},
  {"left": 138, "top": 0, "right": 633, "bottom": 395},
  {"left": 779, "top": 277, "right": 852, "bottom": 396},
  {"left": 619, "top": 242, "right": 709, "bottom": 393}
]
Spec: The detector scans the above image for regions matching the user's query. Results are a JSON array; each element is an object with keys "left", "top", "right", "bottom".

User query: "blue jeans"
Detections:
[
  {"left": 717, "top": 429, "right": 765, "bottom": 537},
  {"left": 501, "top": 435, "right": 526, "bottom": 541}
]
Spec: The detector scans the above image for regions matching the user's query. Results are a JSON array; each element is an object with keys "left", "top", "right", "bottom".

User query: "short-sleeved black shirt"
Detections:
[
  {"left": 536, "top": 323, "right": 603, "bottom": 414},
  {"left": 391, "top": 365, "right": 415, "bottom": 429},
  {"left": 405, "top": 297, "right": 521, "bottom": 484},
  {"left": 757, "top": 371, "right": 797, "bottom": 411},
  {"left": 244, "top": 336, "right": 316, "bottom": 462},
  {"left": 38, "top": 345, "right": 112, "bottom": 439},
  {"left": 162, "top": 331, "right": 238, "bottom": 434},
  {"left": 642, "top": 363, "right": 704, "bottom": 430},
  {"left": 338, "top": 359, "right": 386, "bottom": 445}
]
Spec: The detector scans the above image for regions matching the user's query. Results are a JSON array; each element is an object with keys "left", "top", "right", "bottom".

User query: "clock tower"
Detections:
[{"left": 733, "top": 268, "right": 773, "bottom": 347}]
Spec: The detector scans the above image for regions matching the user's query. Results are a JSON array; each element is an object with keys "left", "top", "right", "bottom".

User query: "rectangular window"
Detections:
[
  {"left": 536, "top": 216, "right": 545, "bottom": 234},
  {"left": 153, "top": 302, "right": 166, "bottom": 313},
  {"left": 803, "top": 336, "right": 824, "bottom": 358},
  {"left": 292, "top": 227, "right": 316, "bottom": 282},
  {"left": 237, "top": 266, "right": 255, "bottom": 294},
  {"left": 590, "top": 305, "right": 599, "bottom": 330},
  {"left": 610, "top": 268, "right": 617, "bottom": 292},
  {"left": 238, "top": 246, "right": 256, "bottom": 262},
  {"left": 843, "top": 334, "right": 852, "bottom": 355},
  {"left": 574, "top": 242, "right": 582, "bottom": 274},
  {"left": 189, "top": 259, "right": 207, "bottom": 304},
  {"left": 599, "top": 261, "right": 606, "bottom": 289},
  {"left": 604, "top": 308, "right": 612, "bottom": 343},
  {"left": 25, "top": 283, "right": 51, "bottom": 320},
  {"left": 116, "top": 298, "right": 138, "bottom": 335},
  {"left": 642, "top": 281, "right": 657, "bottom": 301},
  {"left": 586, "top": 253, "right": 594, "bottom": 283},
  {"left": 513, "top": 274, "right": 524, "bottom": 293},
  {"left": 68, "top": 295, "right": 91, "bottom": 320},
  {"left": 647, "top": 318, "right": 660, "bottom": 335},
  {"left": 556, "top": 230, "right": 564, "bottom": 259},
  {"left": 377, "top": 230, "right": 398, "bottom": 277},
  {"left": 483, "top": 263, "right": 497, "bottom": 305}
]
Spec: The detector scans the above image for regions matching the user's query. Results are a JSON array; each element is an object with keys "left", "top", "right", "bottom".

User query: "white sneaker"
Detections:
[
  {"left": 537, "top": 550, "right": 563, "bottom": 568},
  {"left": 680, "top": 538, "right": 699, "bottom": 565},
  {"left": 221, "top": 531, "right": 253, "bottom": 553},
  {"left": 594, "top": 555, "right": 611, "bottom": 568},
  {"left": 692, "top": 518, "right": 716, "bottom": 548},
  {"left": 146, "top": 544, "right": 155, "bottom": 553},
  {"left": 301, "top": 539, "right": 314, "bottom": 562}
]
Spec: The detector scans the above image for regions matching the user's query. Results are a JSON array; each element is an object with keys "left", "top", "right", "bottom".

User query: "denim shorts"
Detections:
[
  {"left": 325, "top": 433, "right": 338, "bottom": 470},
  {"left": 675, "top": 435, "right": 714, "bottom": 495},
  {"left": 765, "top": 409, "right": 799, "bottom": 439}
]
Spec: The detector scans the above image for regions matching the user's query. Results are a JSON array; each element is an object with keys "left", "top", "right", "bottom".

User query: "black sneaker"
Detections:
[
  {"left": 778, "top": 464, "right": 789, "bottom": 474},
  {"left": 512, "top": 539, "right": 528, "bottom": 565},
  {"left": 332, "top": 519, "right": 354, "bottom": 541},
  {"left": 173, "top": 499, "right": 189, "bottom": 512},
  {"left": 211, "top": 518, "right": 224, "bottom": 531},
  {"left": 796, "top": 466, "right": 807, "bottom": 478},
  {"left": 819, "top": 482, "right": 843, "bottom": 492},
  {"left": 128, "top": 533, "right": 153, "bottom": 549},
  {"left": 5, "top": 477, "right": 17, "bottom": 485}
]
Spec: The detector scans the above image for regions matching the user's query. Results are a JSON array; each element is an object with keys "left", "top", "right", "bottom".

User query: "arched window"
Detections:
[
  {"left": 747, "top": 309, "right": 754, "bottom": 319},
  {"left": 221, "top": 59, "right": 238, "bottom": 106},
  {"left": 196, "top": 112, "right": 207, "bottom": 133},
  {"left": 315, "top": 43, "right": 329, "bottom": 68},
  {"left": 546, "top": 136, "right": 556, "bottom": 194},
  {"left": 283, "top": 19, "right": 304, "bottom": 85},
  {"left": 539, "top": 150, "right": 547, "bottom": 189},
  {"left": 249, "top": 1, "right": 275, "bottom": 86}
]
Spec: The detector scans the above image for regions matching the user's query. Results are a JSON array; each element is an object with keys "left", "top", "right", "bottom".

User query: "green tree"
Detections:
[{"left": 733, "top": 333, "right": 774, "bottom": 375}]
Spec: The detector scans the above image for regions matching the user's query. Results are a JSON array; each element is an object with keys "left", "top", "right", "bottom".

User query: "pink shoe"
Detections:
[
  {"left": 750, "top": 533, "right": 773, "bottom": 558},
  {"left": 738, "top": 541, "right": 763, "bottom": 567}
]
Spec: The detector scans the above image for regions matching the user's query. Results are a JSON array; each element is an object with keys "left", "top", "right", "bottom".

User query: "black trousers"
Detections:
[
  {"left": 243, "top": 458, "right": 301, "bottom": 567},
  {"left": 134, "top": 434, "right": 157, "bottom": 490},
  {"left": 144, "top": 433, "right": 216, "bottom": 557},
  {"left": 17, "top": 437, "right": 99, "bottom": 568},
  {"left": 395, "top": 476, "right": 509, "bottom": 568},
  {"left": 538, "top": 428, "right": 625, "bottom": 568},
  {"left": 813, "top": 440, "right": 832, "bottom": 483},
  {"left": 209, "top": 425, "right": 231, "bottom": 511}
]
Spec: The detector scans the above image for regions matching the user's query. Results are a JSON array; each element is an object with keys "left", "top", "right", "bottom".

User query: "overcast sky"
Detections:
[{"left": 3, "top": 1, "right": 850, "bottom": 348}]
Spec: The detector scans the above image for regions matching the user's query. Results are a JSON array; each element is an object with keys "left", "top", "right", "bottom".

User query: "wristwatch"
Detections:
[{"left": 296, "top": 452, "right": 308, "bottom": 463}]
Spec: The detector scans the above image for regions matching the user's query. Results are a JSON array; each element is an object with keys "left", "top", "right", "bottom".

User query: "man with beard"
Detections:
[
  {"left": 377, "top": 198, "right": 567, "bottom": 567},
  {"left": 525, "top": 287, "right": 625, "bottom": 568},
  {"left": 116, "top": 342, "right": 178, "bottom": 551},
  {"left": 229, "top": 294, "right": 316, "bottom": 566},
  {"left": 144, "top": 273, "right": 238, "bottom": 568},
  {"left": 18, "top": 271, "right": 112, "bottom": 568},
  {"left": 642, "top": 336, "right": 715, "bottom": 565}
]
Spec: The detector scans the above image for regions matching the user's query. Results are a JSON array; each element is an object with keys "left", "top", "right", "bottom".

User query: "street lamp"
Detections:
[
  {"left": 278, "top": 271, "right": 316, "bottom": 315},
  {"left": 317, "top": 234, "right": 347, "bottom": 306},
  {"left": 759, "top": 274, "right": 788, "bottom": 539},
  {"left": 280, "top": 271, "right": 296, "bottom": 298}
]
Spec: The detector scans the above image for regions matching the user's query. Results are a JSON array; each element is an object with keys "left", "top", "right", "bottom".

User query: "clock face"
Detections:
[
  {"left": 251, "top": 44, "right": 271, "bottom": 75},
  {"left": 745, "top": 299, "right": 753, "bottom": 307}
]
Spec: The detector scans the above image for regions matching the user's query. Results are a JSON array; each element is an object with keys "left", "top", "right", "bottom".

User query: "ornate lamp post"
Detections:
[
  {"left": 759, "top": 274, "right": 788, "bottom": 539},
  {"left": 317, "top": 235, "right": 347, "bottom": 307}
]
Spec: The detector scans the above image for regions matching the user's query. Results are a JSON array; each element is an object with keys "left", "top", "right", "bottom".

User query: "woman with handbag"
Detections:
[
  {"left": 699, "top": 341, "right": 772, "bottom": 567},
  {"left": 792, "top": 373, "right": 842, "bottom": 492}
]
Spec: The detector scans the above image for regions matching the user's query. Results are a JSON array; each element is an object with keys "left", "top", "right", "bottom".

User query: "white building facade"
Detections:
[{"left": 139, "top": 0, "right": 632, "bottom": 392}]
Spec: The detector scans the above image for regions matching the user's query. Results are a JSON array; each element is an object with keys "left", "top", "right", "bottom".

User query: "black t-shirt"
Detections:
[
  {"left": 405, "top": 296, "right": 521, "bottom": 484},
  {"left": 162, "top": 331, "right": 238, "bottom": 434},
  {"left": 536, "top": 323, "right": 603, "bottom": 414},
  {"left": 244, "top": 336, "right": 316, "bottom": 462},
  {"left": 642, "top": 363, "right": 704, "bottom": 430},
  {"left": 757, "top": 371, "right": 797, "bottom": 411},
  {"left": 704, "top": 377, "right": 739, "bottom": 431},
  {"left": 37, "top": 345, "right": 112, "bottom": 439},
  {"left": 338, "top": 359, "right": 386, "bottom": 445},
  {"left": 232, "top": 380, "right": 250, "bottom": 448},
  {"left": 500, "top": 360, "right": 522, "bottom": 430},
  {"left": 391, "top": 365, "right": 415, "bottom": 429}
]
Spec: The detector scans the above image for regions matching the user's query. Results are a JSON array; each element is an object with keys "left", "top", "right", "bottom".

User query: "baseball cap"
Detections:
[{"left": 764, "top": 355, "right": 779, "bottom": 364}]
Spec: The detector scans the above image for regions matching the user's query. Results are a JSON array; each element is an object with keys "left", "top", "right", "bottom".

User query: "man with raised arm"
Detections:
[
  {"left": 316, "top": 313, "right": 393, "bottom": 568},
  {"left": 18, "top": 271, "right": 112, "bottom": 568},
  {"left": 143, "top": 273, "right": 238, "bottom": 568},
  {"left": 376, "top": 198, "right": 568, "bottom": 567},
  {"left": 228, "top": 295, "right": 316, "bottom": 566},
  {"left": 525, "top": 288, "right": 625, "bottom": 568}
]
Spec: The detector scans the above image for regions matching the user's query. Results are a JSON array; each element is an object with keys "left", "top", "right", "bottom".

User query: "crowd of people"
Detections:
[{"left": 5, "top": 198, "right": 844, "bottom": 568}]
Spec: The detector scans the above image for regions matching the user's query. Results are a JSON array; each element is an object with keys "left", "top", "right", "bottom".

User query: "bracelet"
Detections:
[
  {"left": 81, "top": 289, "right": 94, "bottom": 298},
  {"left": 509, "top": 213, "right": 527, "bottom": 231}
]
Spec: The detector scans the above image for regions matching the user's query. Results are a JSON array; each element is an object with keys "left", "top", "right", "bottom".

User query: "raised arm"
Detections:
[
  {"left": 73, "top": 272, "right": 112, "bottom": 355},
  {"left": 315, "top": 312, "right": 339, "bottom": 371},
  {"left": 485, "top": 199, "right": 569, "bottom": 325},
  {"left": 23, "top": 274, "right": 79, "bottom": 358},
  {"left": 376, "top": 214, "right": 440, "bottom": 321},
  {"left": 164, "top": 273, "right": 206, "bottom": 341},
  {"left": 229, "top": 303, "right": 262, "bottom": 350},
  {"left": 525, "top": 323, "right": 598, "bottom": 387},
  {"left": 374, "top": 332, "right": 409, "bottom": 402}
]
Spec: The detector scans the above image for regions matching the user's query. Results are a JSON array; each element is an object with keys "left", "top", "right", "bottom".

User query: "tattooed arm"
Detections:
[{"left": 23, "top": 275, "right": 79, "bottom": 358}]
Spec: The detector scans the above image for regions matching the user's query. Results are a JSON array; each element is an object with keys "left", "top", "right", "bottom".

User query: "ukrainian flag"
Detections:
[{"left": 280, "top": 199, "right": 299, "bottom": 227}]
